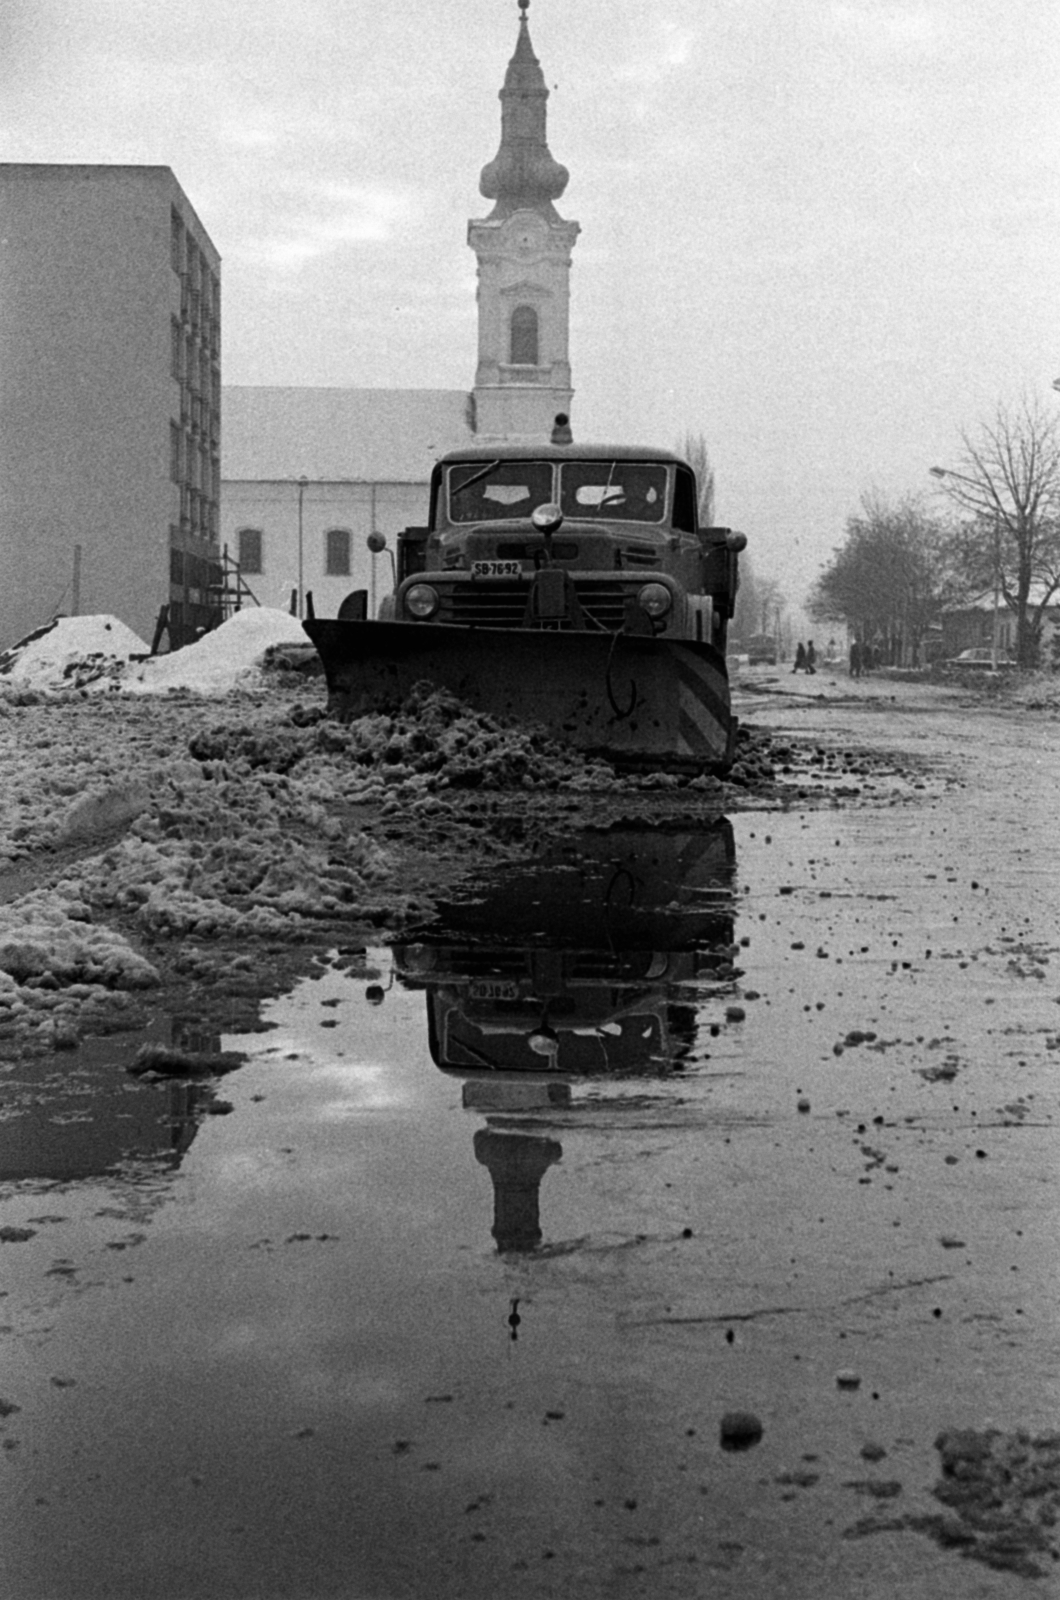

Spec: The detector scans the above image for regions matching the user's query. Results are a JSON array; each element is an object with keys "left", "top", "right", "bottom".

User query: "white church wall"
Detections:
[{"left": 220, "top": 479, "right": 429, "bottom": 620}]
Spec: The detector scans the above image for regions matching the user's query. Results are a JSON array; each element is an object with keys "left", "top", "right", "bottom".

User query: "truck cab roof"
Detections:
[{"left": 435, "top": 443, "right": 691, "bottom": 467}]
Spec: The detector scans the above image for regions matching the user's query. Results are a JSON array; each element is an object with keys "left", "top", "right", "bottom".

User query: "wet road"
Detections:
[{"left": 2, "top": 680, "right": 1059, "bottom": 1597}]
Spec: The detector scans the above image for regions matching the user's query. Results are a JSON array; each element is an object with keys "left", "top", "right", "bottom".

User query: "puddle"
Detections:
[
  {"left": 2, "top": 808, "right": 1058, "bottom": 1598},
  {"left": 0, "top": 1020, "right": 227, "bottom": 1185}
]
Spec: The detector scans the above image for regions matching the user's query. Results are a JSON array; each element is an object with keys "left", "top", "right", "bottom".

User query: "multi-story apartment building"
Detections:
[{"left": 0, "top": 164, "right": 221, "bottom": 651}]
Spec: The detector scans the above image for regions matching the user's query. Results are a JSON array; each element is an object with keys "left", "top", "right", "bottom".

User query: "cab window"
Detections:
[
  {"left": 559, "top": 462, "right": 669, "bottom": 522},
  {"left": 447, "top": 461, "right": 554, "bottom": 523},
  {"left": 672, "top": 468, "right": 697, "bottom": 533}
]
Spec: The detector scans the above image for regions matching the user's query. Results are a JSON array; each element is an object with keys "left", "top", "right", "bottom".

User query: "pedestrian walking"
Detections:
[
  {"left": 806, "top": 640, "right": 817, "bottom": 675},
  {"left": 792, "top": 642, "right": 807, "bottom": 673},
  {"left": 849, "top": 640, "right": 861, "bottom": 679}
]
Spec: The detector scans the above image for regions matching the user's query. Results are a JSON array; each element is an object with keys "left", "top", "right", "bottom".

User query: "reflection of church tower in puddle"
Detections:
[
  {"left": 474, "top": 1130, "right": 562, "bottom": 1253},
  {"left": 470, "top": 0, "right": 580, "bottom": 442}
]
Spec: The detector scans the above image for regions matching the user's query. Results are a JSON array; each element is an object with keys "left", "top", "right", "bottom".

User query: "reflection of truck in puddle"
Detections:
[{"left": 393, "top": 824, "right": 736, "bottom": 1077}]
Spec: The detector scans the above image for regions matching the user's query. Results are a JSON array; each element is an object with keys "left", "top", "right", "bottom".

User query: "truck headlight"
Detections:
[
  {"left": 637, "top": 582, "right": 672, "bottom": 618},
  {"left": 405, "top": 583, "right": 439, "bottom": 619}
]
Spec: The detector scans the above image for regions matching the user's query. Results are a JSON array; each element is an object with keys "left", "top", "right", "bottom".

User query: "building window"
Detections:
[
  {"left": 238, "top": 528, "right": 263, "bottom": 574},
  {"left": 169, "top": 421, "right": 182, "bottom": 484},
  {"left": 171, "top": 318, "right": 183, "bottom": 381},
  {"left": 325, "top": 528, "right": 351, "bottom": 576},
  {"left": 171, "top": 208, "right": 184, "bottom": 274},
  {"left": 510, "top": 305, "right": 539, "bottom": 365}
]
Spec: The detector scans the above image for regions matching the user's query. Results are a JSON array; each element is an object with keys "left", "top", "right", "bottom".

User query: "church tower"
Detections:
[{"left": 469, "top": 0, "right": 580, "bottom": 442}]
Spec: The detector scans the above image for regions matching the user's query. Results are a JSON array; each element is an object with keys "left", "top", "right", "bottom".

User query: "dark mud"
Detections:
[{"left": 846, "top": 1428, "right": 1060, "bottom": 1579}]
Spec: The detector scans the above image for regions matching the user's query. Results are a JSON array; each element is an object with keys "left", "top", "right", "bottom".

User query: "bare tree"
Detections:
[
  {"left": 808, "top": 490, "right": 951, "bottom": 664},
  {"left": 678, "top": 432, "right": 716, "bottom": 527},
  {"left": 930, "top": 397, "right": 1060, "bottom": 666}
]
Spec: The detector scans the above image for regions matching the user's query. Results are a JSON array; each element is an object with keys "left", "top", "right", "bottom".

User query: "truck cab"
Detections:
[{"left": 391, "top": 444, "right": 744, "bottom": 653}]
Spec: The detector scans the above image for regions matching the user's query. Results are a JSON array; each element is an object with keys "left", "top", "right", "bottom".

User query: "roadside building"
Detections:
[
  {"left": 940, "top": 587, "right": 1060, "bottom": 665},
  {"left": 0, "top": 164, "right": 221, "bottom": 650},
  {"left": 220, "top": 387, "right": 473, "bottom": 621}
]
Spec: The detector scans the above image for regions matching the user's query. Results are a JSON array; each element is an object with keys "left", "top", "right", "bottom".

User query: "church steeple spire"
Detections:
[
  {"left": 479, "top": 0, "right": 570, "bottom": 220},
  {"left": 468, "top": 2, "right": 580, "bottom": 442}
]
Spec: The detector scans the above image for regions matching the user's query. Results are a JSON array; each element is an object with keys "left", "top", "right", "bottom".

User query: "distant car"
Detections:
[
  {"left": 943, "top": 647, "right": 1016, "bottom": 670},
  {"left": 746, "top": 635, "right": 777, "bottom": 665}
]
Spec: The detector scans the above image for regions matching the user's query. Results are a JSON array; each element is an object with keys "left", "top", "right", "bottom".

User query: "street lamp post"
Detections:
[
  {"left": 296, "top": 476, "right": 309, "bottom": 619},
  {"left": 929, "top": 464, "right": 1001, "bottom": 670}
]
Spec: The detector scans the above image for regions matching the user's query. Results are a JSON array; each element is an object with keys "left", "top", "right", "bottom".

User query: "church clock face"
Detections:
[{"left": 512, "top": 221, "right": 542, "bottom": 255}]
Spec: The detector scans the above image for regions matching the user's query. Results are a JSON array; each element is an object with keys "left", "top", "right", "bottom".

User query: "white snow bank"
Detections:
[
  {"left": 0, "top": 608, "right": 313, "bottom": 698},
  {"left": 0, "top": 616, "right": 150, "bottom": 688},
  {"left": 125, "top": 608, "right": 312, "bottom": 696},
  {"left": 0, "top": 888, "right": 161, "bottom": 1056}
]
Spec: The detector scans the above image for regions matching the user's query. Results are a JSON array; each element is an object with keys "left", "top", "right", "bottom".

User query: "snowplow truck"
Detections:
[{"left": 304, "top": 439, "right": 746, "bottom": 771}]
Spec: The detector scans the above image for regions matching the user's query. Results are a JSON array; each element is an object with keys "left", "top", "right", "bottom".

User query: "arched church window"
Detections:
[
  {"left": 238, "top": 527, "right": 263, "bottom": 574},
  {"left": 510, "top": 305, "right": 539, "bottom": 366}
]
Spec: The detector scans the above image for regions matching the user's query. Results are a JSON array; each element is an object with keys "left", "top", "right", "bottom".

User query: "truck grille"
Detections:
[{"left": 438, "top": 579, "right": 632, "bottom": 631}]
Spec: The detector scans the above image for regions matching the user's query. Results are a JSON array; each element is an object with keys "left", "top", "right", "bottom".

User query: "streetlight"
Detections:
[
  {"left": 929, "top": 465, "right": 1001, "bottom": 669},
  {"left": 296, "top": 476, "right": 309, "bottom": 619}
]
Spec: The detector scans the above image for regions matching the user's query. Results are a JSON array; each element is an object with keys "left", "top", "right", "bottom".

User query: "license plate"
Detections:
[
  {"left": 469, "top": 980, "right": 520, "bottom": 1000},
  {"left": 470, "top": 560, "right": 522, "bottom": 579}
]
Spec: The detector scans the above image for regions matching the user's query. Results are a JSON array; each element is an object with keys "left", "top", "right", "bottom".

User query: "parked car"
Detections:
[{"left": 943, "top": 647, "right": 1016, "bottom": 670}]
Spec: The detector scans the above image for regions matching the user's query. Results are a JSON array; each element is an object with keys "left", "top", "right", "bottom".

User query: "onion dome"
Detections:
[{"left": 479, "top": 0, "right": 569, "bottom": 219}]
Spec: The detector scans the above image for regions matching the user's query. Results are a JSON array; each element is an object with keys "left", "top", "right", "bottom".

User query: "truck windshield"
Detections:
[
  {"left": 559, "top": 462, "right": 669, "bottom": 523},
  {"left": 447, "top": 461, "right": 554, "bottom": 523}
]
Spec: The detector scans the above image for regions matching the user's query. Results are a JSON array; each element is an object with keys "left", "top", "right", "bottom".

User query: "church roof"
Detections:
[
  {"left": 479, "top": 0, "right": 569, "bottom": 220},
  {"left": 221, "top": 387, "right": 474, "bottom": 482}
]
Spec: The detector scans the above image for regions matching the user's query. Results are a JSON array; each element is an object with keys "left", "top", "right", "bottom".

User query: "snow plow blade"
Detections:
[{"left": 303, "top": 619, "right": 736, "bottom": 771}]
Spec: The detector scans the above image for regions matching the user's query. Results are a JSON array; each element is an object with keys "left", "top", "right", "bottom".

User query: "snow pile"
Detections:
[
  {"left": 0, "top": 608, "right": 312, "bottom": 699},
  {"left": 0, "top": 693, "right": 407, "bottom": 1054},
  {"left": 189, "top": 684, "right": 624, "bottom": 807},
  {"left": 0, "top": 887, "right": 161, "bottom": 1056},
  {"left": 0, "top": 699, "right": 203, "bottom": 862},
  {"left": 127, "top": 608, "right": 311, "bottom": 696},
  {"left": 66, "top": 743, "right": 401, "bottom": 942},
  {"left": 0, "top": 616, "right": 150, "bottom": 690}
]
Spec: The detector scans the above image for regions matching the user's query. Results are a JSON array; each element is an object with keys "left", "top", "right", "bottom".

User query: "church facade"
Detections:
[{"left": 221, "top": 0, "right": 579, "bottom": 618}]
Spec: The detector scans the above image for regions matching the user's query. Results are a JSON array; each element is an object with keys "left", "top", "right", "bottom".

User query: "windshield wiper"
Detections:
[{"left": 451, "top": 461, "right": 501, "bottom": 498}]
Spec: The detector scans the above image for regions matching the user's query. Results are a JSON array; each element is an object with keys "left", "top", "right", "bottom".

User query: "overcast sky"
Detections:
[{"left": 4, "top": 0, "right": 1059, "bottom": 606}]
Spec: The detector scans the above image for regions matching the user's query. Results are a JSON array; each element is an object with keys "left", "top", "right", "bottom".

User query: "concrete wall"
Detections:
[
  {"left": 220, "top": 479, "right": 431, "bottom": 620},
  {"left": 0, "top": 165, "right": 218, "bottom": 649}
]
